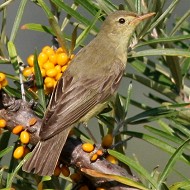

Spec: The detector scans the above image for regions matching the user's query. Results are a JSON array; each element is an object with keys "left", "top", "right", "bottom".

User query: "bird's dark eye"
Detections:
[{"left": 118, "top": 18, "right": 125, "bottom": 24}]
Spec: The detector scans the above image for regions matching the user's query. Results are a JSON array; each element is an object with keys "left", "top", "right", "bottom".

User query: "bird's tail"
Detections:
[{"left": 22, "top": 127, "right": 71, "bottom": 176}]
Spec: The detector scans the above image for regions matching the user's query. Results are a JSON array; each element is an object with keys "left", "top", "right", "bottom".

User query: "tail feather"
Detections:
[{"left": 23, "top": 127, "right": 71, "bottom": 176}]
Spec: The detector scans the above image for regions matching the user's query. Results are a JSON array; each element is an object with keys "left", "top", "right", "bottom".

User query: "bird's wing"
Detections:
[{"left": 40, "top": 59, "right": 124, "bottom": 140}]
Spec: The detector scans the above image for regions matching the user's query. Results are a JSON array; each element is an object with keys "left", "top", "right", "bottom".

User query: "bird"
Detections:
[{"left": 23, "top": 10, "right": 154, "bottom": 176}]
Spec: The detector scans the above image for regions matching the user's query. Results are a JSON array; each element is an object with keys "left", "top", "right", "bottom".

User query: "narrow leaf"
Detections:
[
  {"left": 136, "top": 35, "right": 190, "bottom": 48},
  {"left": 7, "top": 41, "right": 19, "bottom": 74},
  {"left": 130, "top": 48, "right": 190, "bottom": 58},
  {"left": 81, "top": 168, "right": 150, "bottom": 190},
  {"left": 0, "top": 146, "right": 13, "bottom": 158},
  {"left": 10, "top": 0, "right": 27, "bottom": 42},
  {"left": 21, "top": 23, "right": 54, "bottom": 35},
  {"left": 108, "top": 150, "right": 157, "bottom": 188},
  {"left": 33, "top": 51, "right": 46, "bottom": 111},
  {"left": 51, "top": 0, "right": 98, "bottom": 32},
  {"left": 75, "top": 10, "right": 101, "bottom": 49},
  {"left": 125, "top": 131, "right": 190, "bottom": 164},
  {"left": 6, "top": 153, "right": 32, "bottom": 188},
  {"left": 158, "top": 138, "right": 190, "bottom": 187}
]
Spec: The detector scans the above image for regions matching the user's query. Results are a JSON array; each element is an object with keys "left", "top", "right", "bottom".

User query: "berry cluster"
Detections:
[
  {"left": 0, "top": 118, "right": 31, "bottom": 159},
  {"left": 0, "top": 72, "right": 8, "bottom": 90},
  {"left": 23, "top": 46, "right": 74, "bottom": 94},
  {"left": 81, "top": 134, "right": 117, "bottom": 164}
]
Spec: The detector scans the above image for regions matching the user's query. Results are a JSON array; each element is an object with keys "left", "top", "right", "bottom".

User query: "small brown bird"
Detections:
[{"left": 23, "top": 10, "right": 154, "bottom": 176}]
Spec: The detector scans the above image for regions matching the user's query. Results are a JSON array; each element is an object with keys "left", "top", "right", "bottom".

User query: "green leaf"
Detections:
[
  {"left": 51, "top": 0, "right": 98, "bottom": 32},
  {"left": 130, "top": 59, "right": 173, "bottom": 87},
  {"left": 163, "top": 43, "right": 182, "bottom": 91},
  {"left": 21, "top": 23, "right": 54, "bottom": 35},
  {"left": 144, "top": 125, "right": 190, "bottom": 149},
  {"left": 125, "top": 73, "right": 182, "bottom": 102},
  {"left": 136, "top": 35, "right": 190, "bottom": 48},
  {"left": 96, "top": 0, "right": 114, "bottom": 14},
  {"left": 147, "top": 0, "right": 180, "bottom": 33},
  {"left": 108, "top": 150, "right": 157, "bottom": 189},
  {"left": 75, "top": 10, "right": 101, "bottom": 49},
  {"left": 158, "top": 138, "right": 190, "bottom": 188},
  {"left": 7, "top": 41, "right": 19, "bottom": 74},
  {"left": 49, "top": 17, "right": 69, "bottom": 54},
  {"left": 0, "top": 0, "right": 14, "bottom": 10},
  {"left": 125, "top": 131, "right": 190, "bottom": 165},
  {"left": 130, "top": 48, "right": 190, "bottom": 58},
  {"left": 10, "top": 0, "right": 27, "bottom": 42},
  {"left": 169, "top": 180, "right": 190, "bottom": 190},
  {"left": 33, "top": 50, "right": 46, "bottom": 111},
  {"left": 37, "top": 0, "right": 69, "bottom": 53},
  {"left": 74, "top": 0, "right": 99, "bottom": 16},
  {"left": 114, "top": 94, "right": 125, "bottom": 122},
  {"left": 127, "top": 104, "right": 187, "bottom": 124},
  {"left": 70, "top": 24, "right": 78, "bottom": 55},
  {"left": 170, "top": 9, "right": 190, "bottom": 36},
  {"left": 3, "top": 86, "right": 21, "bottom": 98},
  {"left": 124, "top": 82, "right": 133, "bottom": 113},
  {"left": 0, "top": 146, "right": 13, "bottom": 158},
  {"left": 6, "top": 152, "right": 32, "bottom": 188}
]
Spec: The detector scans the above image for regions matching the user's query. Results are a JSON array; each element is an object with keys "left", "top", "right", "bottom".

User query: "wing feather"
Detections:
[{"left": 40, "top": 59, "right": 124, "bottom": 140}]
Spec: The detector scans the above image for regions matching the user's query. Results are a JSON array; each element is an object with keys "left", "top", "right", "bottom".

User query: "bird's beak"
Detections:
[{"left": 131, "top": 12, "right": 155, "bottom": 24}]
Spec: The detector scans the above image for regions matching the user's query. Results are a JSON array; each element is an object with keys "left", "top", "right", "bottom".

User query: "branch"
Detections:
[{"left": 0, "top": 94, "right": 140, "bottom": 190}]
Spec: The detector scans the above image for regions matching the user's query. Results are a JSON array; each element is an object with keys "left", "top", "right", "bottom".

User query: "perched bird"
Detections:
[{"left": 23, "top": 10, "right": 154, "bottom": 176}]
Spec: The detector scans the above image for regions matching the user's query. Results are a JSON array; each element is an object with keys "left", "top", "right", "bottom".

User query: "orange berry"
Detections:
[
  {"left": 13, "top": 146, "right": 24, "bottom": 159},
  {"left": 61, "top": 165, "right": 70, "bottom": 177},
  {"left": 70, "top": 54, "right": 75, "bottom": 60},
  {"left": 20, "top": 131, "right": 30, "bottom": 144},
  {"left": 56, "top": 47, "right": 66, "bottom": 54},
  {"left": 79, "top": 185, "right": 89, "bottom": 190},
  {"left": 44, "top": 77, "right": 56, "bottom": 88},
  {"left": 90, "top": 153, "right": 98, "bottom": 162},
  {"left": 40, "top": 68, "right": 46, "bottom": 77},
  {"left": 70, "top": 173, "right": 81, "bottom": 182},
  {"left": 55, "top": 72, "right": 62, "bottom": 81},
  {"left": 96, "top": 149, "right": 103, "bottom": 156},
  {"left": 23, "top": 67, "right": 33, "bottom": 77},
  {"left": 42, "top": 45, "right": 51, "bottom": 53},
  {"left": 102, "top": 134, "right": 113, "bottom": 148},
  {"left": 54, "top": 165, "right": 61, "bottom": 176},
  {"left": 27, "top": 54, "right": 34, "bottom": 67},
  {"left": 82, "top": 143, "right": 94, "bottom": 153},
  {"left": 96, "top": 188, "right": 106, "bottom": 190},
  {"left": 106, "top": 155, "right": 118, "bottom": 164},
  {"left": 43, "top": 61, "right": 54, "bottom": 70},
  {"left": 0, "top": 119, "right": 6, "bottom": 128},
  {"left": 12, "top": 125, "right": 24, "bottom": 134},
  {"left": 1, "top": 79, "right": 8, "bottom": 87},
  {"left": 57, "top": 53, "right": 69, "bottom": 66},
  {"left": 29, "top": 118, "right": 37, "bottom": 126},
  {"left": 55, "top": 65, "right": 62, "bottom": 72},
  {"left": 38, "top": 52, "right": 48, "bottom": 65},
  {"left": 61, "top": 65, "right": 67, "bottom": 73},
  {"left": 0, "top": 73, "right": 6, "bottom": 82},
  {"left": 49, "top": 53, "right": 57, "bottom": 64},
  {"left": 46, "top": 68, "right": 58, "bottom": 78},
  {"left": 44, "top": 47, "right": 54, "bottom": 57}
]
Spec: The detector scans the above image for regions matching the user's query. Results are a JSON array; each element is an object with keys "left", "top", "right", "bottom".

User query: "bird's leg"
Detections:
[{"left": 83, "top": 122, "right": 97, "bottom": 143}]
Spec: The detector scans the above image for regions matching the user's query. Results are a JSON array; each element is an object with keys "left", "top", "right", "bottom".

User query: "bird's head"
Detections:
[{"left": 99, "top": 11, "right": 155, "bottom": 43}]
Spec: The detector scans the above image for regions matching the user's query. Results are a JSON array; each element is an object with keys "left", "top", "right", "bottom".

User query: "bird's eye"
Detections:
[{"left": 118, "top": 18, "right": 125, "bottom": 24}]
